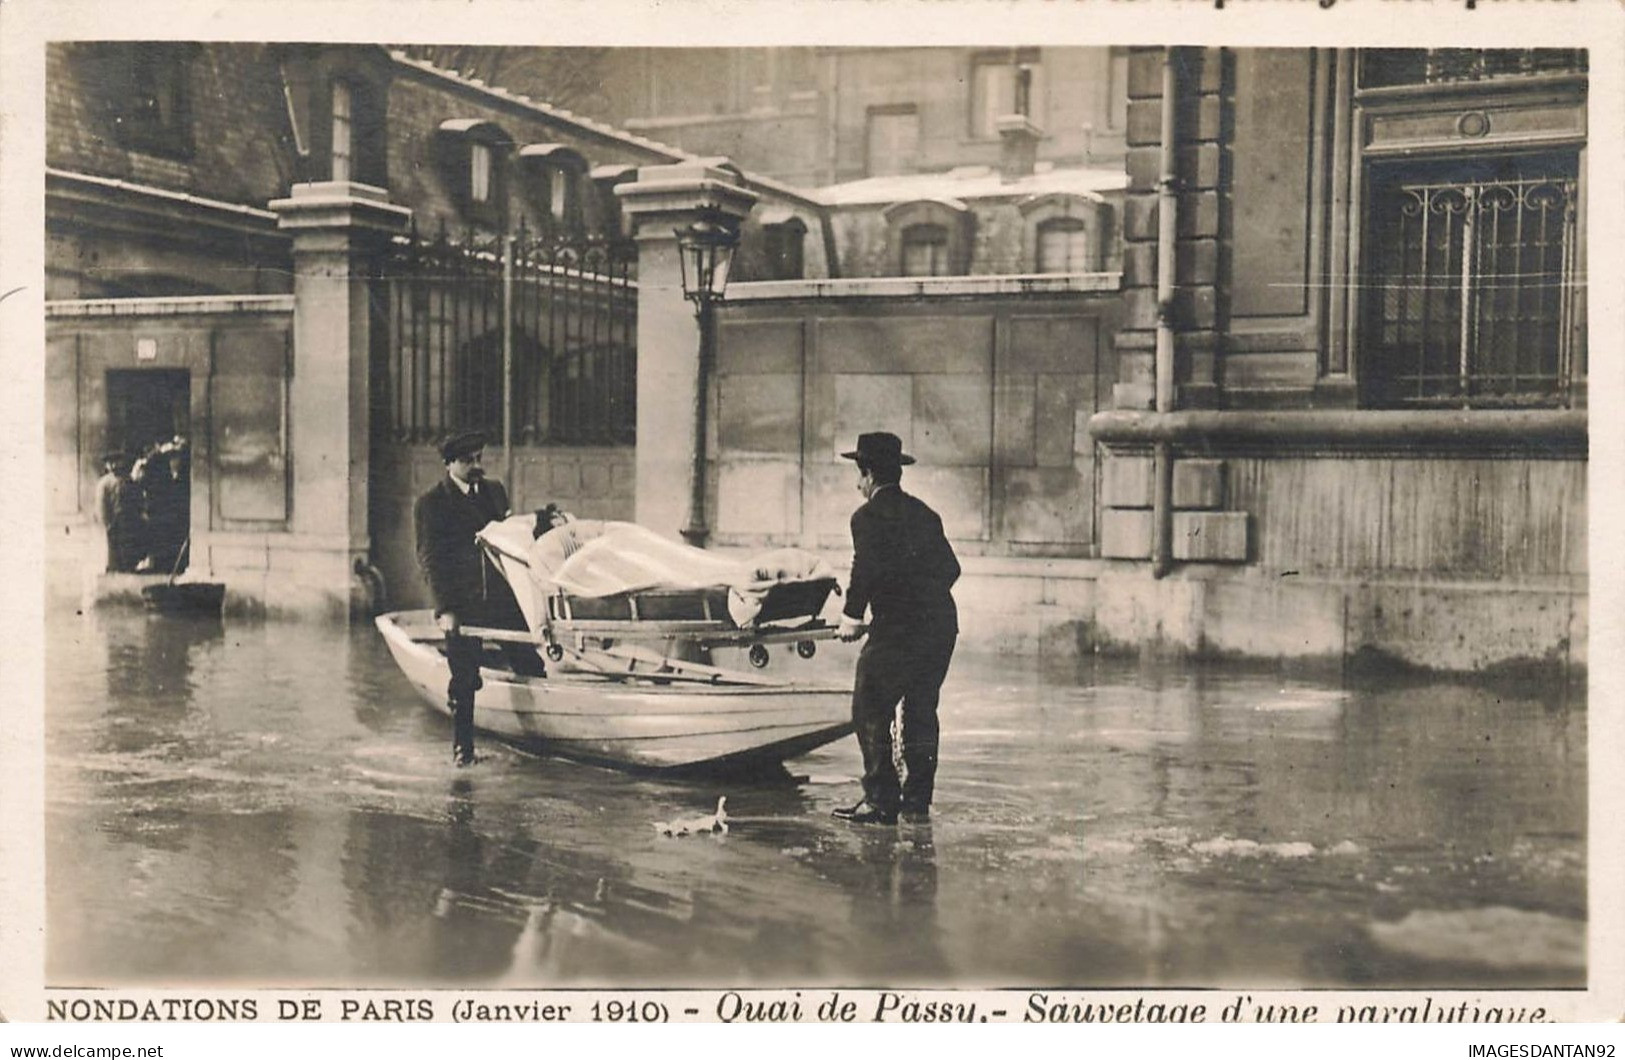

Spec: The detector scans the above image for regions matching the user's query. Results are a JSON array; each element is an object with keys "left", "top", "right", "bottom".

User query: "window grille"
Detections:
[
  {"left": 1363, "top": 157, "right": 1580, "bottom": 408},
  {"left": 1359, "top": 48, "right": 1586, "bottom": 89},
  {"left": 380, "top": 222, "right": 638, "bottom": 445}
]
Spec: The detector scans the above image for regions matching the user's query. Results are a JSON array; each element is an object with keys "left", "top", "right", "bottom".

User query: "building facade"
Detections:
[{"left": 1084, "top": 47, "right": 1587, "bottom": 675}]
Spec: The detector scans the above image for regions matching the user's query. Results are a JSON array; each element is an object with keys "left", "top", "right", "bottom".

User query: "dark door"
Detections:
[{"left": 106, "top": 369, "right": 191, "bottom": 574}]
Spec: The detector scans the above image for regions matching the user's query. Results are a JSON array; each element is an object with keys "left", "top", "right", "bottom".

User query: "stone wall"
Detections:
[{"left": 711, "top": 280, "right": 1121, "bottom": 557}]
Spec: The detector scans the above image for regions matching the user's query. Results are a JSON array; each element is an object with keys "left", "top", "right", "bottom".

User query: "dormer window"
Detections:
[
  {"left": 884, "top": 198, "right": 973, "bottom": 277},
  {"left": 471, "top": 142, "right": 493, "bottom": 204},
  {"left": 518, "top": 144, "right": 590, "bottom": 234},
  {"left": 753, "top": 207, "right": 808, "bottom": 281},
  {"left": 439, "top": 119, "right": 513, "bottom": 226},
  {"left": 1019, "top": 192, "right": 1108, "bottom": 274},
  {"left": 1036, "top": 217, "right": 1089, "bottom": 272},
  {"left": 108, "top": 43, "right": 196, "bottom": 158},
  {"left": 901, "top": 224, "right": 949, "bottom": 277}
]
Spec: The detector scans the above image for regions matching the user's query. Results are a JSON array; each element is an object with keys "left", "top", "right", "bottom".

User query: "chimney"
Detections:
[
  {"left": 996, "top": 114, "right": 1042, "bottom": 183},
  {"left": 996, "top": 62, "right": 1041, "bottom": 182}
]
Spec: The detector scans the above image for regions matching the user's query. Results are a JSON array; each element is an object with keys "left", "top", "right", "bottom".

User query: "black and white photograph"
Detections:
[{"left": 1, "top": 0, "right": 1621, "bottom": 1038}]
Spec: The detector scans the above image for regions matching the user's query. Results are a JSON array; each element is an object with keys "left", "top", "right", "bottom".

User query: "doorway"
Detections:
[{"left": 106, "top": 369, "right": 191, "bottom": 574}]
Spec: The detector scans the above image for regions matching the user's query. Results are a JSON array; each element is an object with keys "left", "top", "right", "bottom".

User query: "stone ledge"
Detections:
[
  {"left": 727, "top": 273, "right": 1122, "bottom": 301},
  {"left": 1089, "top": 408, "right": 1588, "bottom": 457}
]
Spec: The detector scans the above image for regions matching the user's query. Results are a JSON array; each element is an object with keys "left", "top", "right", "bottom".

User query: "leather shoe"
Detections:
[
  {"left": 832, "top": 802, "right": 897, "bottom": 825},
  {"left": 900, "top": 807, "right": 931, "bottom": 823}
]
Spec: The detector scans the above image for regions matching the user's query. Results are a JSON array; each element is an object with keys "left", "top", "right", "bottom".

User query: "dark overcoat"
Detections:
[
  {"left": 842, "top": 484, "right": 961, "bottom": 642},
  {"left": 413, "top": 474, "right": 513, "bottom": 622}
]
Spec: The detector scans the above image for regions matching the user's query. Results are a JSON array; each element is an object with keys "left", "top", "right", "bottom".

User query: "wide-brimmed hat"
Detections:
[
  {"left": 840, "top": 431, "right": 915, "bottom": 466},
  {"left": 438, "top": 429, "right": 488, "bottom": 463}
]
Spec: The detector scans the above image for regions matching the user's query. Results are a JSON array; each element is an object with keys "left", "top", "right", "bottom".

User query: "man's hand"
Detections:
[
  {"left": 837, "top": 615, "right": 867, "bottom": 642},
  {"left": 436, "top": 611, "right": 461, "bottom": 635}
]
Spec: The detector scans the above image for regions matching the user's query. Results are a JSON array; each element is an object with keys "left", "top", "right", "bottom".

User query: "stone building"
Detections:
[{"left": 1085, "top": 47, "right": 1587, "bottom": 674}]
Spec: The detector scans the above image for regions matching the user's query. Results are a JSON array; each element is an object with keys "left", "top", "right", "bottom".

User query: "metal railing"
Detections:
[
  {"left": 378, "top": 219, "right": 637, "bottom": 445},
  {"left": 1360, "top": 49, "right": 1587, "bottom": 89},
  {"left": 1365, "top": 169, "right": 1580, "bottom": 408}
]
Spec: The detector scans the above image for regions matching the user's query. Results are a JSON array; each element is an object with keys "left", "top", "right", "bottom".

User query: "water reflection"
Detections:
[{"left": 43, "top": 609, "right": 1586, "bottom": 988}]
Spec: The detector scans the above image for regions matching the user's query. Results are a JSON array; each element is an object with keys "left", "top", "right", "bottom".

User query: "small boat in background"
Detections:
[{"left": 140, "top": 540, "right": 226, "bottom": 616}]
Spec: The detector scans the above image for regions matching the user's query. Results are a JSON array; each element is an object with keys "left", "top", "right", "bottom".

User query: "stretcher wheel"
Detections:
[
  {"left": 545, "top": 642, "right": 564, "bottom": 662},
  {"left": 748, "top": 644, "right": 770, "bottom": 669},
  {"left": 795, "top": 640, "right": 817, "bottom": 659}
]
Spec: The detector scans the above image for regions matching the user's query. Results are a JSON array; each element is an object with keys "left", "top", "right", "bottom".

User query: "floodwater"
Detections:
[{"left": 44, "top": 608, "right": 1585, "bottom": 989}]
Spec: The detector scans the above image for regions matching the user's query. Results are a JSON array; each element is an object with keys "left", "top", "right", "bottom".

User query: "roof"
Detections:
[
  {"left": 818, "top": 164, "right": 1129, "bottom": 208},
  {"left": 388, "top": 51, "right": 829, "bottom": 214}
]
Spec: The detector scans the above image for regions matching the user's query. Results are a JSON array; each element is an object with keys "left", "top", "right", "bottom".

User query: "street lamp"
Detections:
[
  {"left": 676, "top": 217, "right": 738, "bottom": 309},
  {"left": 675, "top": 215, "right": 741, "bottom": 547}
]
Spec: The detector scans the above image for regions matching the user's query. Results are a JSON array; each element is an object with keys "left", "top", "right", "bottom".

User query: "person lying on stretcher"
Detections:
[{"left": 483, "top": 508, "right": 838, "bottom": 630}]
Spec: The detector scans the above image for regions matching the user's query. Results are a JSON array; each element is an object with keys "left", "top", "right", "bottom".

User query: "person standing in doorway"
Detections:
[
  {"left": 414, "top": 430, "right": 515, "bottom": 767},
  {"left": 94, "top": 451, "right": 145, "bottom": 573},
  {"left": 832, "top": 432, "right": 960, "bottom": 825}
]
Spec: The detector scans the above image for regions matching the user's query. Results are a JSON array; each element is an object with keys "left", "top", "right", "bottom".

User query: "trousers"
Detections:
[
  {"left": 444, "top": 630, "right": 484, "bottom": 758},
  {"left": 851, "top": 626, "right": 956, "bottom": 814}
]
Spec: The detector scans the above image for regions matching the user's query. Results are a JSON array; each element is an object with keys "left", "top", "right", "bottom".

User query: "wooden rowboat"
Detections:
[{"left": 374, "top": 609, "right": 854, "bottom": 772}]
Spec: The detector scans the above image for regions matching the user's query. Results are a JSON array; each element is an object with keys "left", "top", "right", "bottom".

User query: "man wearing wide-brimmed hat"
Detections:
[
  {"left": 832, "top": 431, "right": 961, "bottom": 825},
  {"left": 414, "top": 429, "right": 519, "bottom": 766}
]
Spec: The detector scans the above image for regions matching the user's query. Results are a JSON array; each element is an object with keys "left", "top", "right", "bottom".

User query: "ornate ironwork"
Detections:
[
  {"left": 378, "top": 219, "right": 637, "bottom": 445},
  {"left": 1366, "top": 166, "right": 1581, "bottom": 408},
  {"left": 1360, "top": 48, "right": 1587, "bottom": 89}
]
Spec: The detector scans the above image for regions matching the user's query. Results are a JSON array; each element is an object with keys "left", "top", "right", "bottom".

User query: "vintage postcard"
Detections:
[{"left": 0, "top": 0, "right": 1620, "bottom": 1045}]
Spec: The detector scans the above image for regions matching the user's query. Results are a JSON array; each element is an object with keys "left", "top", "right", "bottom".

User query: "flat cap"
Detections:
[{"left": 438, "top": 429, "right": 488, "bottom": 463}]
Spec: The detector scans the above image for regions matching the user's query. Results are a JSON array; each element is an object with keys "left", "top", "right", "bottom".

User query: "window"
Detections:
[
  {"left": 331, "top": 80, "right": 353, "bottom": 182},
  {"left": 866, "top": 106, "right": 919, "bottom": 178},
  {"left": 970, "top": 51, "right": 1042, "bottom": 140},
  {"left": 439, "top": 119, "right": 512, "bottom": 225},
  {"left": 1107, "top": 47, "right": 1130, "bottom": 131},
  {"left": 1359, "top": 48, "right": 1586, "bottom": 89},
  {"left": 1036, "top": 217, "right": 1091, "bottom": 273},
  {"left": 759, "top": 214, "right": 808, "bottom": 281},
  {"left": 470, "top": 142, "right": 493, "bottom": 205},
  {"left": 1363, "top": 153, "right": 1580, "bottom": 408},
  {"left": 901, "top": 224, "right": 949, "bottom": 277},
  {"left": 885, "top": 198, "right": 971, "bottom": 277},
  {"left": 112, "top": 43, "right": 193, "bottom": 157}
]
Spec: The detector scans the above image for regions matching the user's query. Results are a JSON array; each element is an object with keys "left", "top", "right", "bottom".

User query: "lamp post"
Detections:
[{"left": 675, "top": 215, "right": 740, "bottom": 548}]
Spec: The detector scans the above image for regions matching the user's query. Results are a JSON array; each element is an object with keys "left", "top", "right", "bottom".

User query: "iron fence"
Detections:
[
  {"left": 1365, "top": 161, "right": 1581, "bottom": 408},
  {"left": 378, "top": 219, "right": 637, "bottom": 445}
]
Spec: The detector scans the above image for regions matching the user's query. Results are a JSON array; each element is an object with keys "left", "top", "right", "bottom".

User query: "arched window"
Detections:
[
  {"left": 1018, "top": 192, "right": 1108, "bottom": 274},
  {"left": 884, "top": 198, "right": 971, "bottom": 277},
  {"left": 901, "top": 224, "right": 949, "bottom": 277},
  {"left": 438, "top": 119, "right": 514, "bottom": 227},
  {"left": 1036, "top": 217, "right": 1091, "bottom": 273},
  {"left": 519, "top": 144, "right": 591, "bottom": 235}
]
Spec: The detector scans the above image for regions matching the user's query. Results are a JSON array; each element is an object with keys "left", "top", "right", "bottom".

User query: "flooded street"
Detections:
[{"left": 45, "top": 608, "right": 1585, "bottom": 989}]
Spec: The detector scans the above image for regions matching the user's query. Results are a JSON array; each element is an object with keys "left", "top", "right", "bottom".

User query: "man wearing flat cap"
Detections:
[
  {"left": 414, "top": 430, "right": 521, "bottom": 766},
  {"left": 833, "top": 431, "right": 961, "bottom": 825}
]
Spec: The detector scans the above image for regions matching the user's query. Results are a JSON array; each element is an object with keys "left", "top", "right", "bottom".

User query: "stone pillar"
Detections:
[
  {"left": 614, "top": 161, "right": 758, "bottom": 542},
  {"left": 268, "top": 181, "right": 410, "bottom": 618}
]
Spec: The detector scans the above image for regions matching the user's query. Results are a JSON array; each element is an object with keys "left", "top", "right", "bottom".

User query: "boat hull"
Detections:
[{"left": 375, "top": 611, "right": 854, "bottom": 771}]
